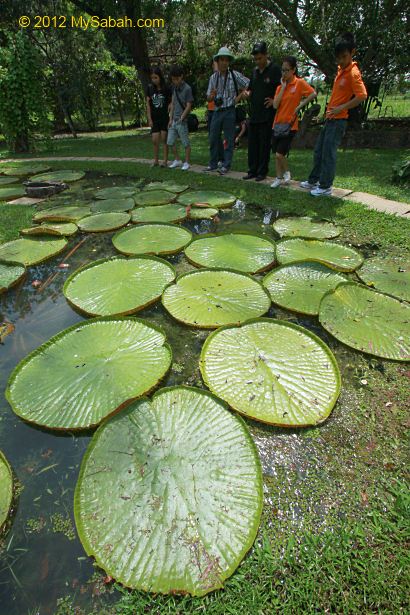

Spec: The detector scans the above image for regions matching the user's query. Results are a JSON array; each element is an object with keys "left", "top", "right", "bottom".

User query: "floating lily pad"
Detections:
[
  {"left": 319, "top": 282, "right": 410, "bottom": 361},
  {"left": 200, "top": 318, "right": 341, "bottom": 426},
  {"left": 0, "top": 260, "right": 26, "bottom": 293},
  {"left": 21, "top": 222, "right": 78, "bottom": 237},
  {"left": 6, "top": 317, "right": 172, "bottom": 430},
  {"left": 113, "top": 223, "right": 192, "bottom": 256},
  {"left": 185, "top": 233, "right": 275, "bottom": 274},
  {"left": 263, "top": 261, "right": 347, "bottom": 315},
  {"left": 276, "top": 238, "right": 363, "bottom": 272},
  {"left": 178, "top": 190, "right": 236, "bottom": 209},
  {"left": 273, "top": 217, "right": 341, "bottom": 239},
  {"left": 0, "top": 186, "right": 26, "bottom": 201},
  {"left": 0, "top": 176, "right": 19, "bottom": 186},
  {"left": 134, "top": 190, "right": 177, "bottom": 206},
  {"left": 1, "top": 163, "right": 51, "bottom": 176},
  {"left": 33, "top": 205, "right": 91, "bottom": 223},
  {"left": 144, "top": 181, "right": 189, "bottom": 193},
  {"left": 30, "top": 170, "right": 85, "bottom": 182},
  {"left": 162, "top": 269, "right": 271, "bottom": 328},
  {"left": 74, "top": 386, "right": 262, "bottom": 595},
  {"left": 356, "top": 256, "right": 410, "bottom": 302},
  {"left": 95, "top": 186, "right": 137, "bottom": 200},
  {"left": 0, "top": 451, "right": 13, "bottom": 529},
  {"left": 64, "top": 256, "right": 175, "bottom": 316},
  {"left": 90, "top": 198, "right": 135, "bottom": 213},
  {"left": 78, "top": 212, "right": 130, "bottom": 233},
  {"left": 0, "top": 237, "right": 67, "bottom": 266},
  {"left": 188, "top": 207, "right": 218, "bottom": 220},
  {"left": 131, "top": 204, "right": 187, "bottom": 224}
]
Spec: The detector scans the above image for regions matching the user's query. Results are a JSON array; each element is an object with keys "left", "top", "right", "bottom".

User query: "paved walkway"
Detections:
[{"left": 3, "top": 156, "right": 409, "bottom": 218}]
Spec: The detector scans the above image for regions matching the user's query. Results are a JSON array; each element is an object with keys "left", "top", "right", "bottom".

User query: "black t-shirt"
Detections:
[
  {"left": 146, "top": 84, "right": 172, "bottom": 124},
  {"left": 248, "top": 62, "right": 281, "bottom": 124}
]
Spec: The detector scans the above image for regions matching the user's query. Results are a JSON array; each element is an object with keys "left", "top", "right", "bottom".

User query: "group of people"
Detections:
[{"left": 145, "top": 32, "right": 367, "bottom": 196}]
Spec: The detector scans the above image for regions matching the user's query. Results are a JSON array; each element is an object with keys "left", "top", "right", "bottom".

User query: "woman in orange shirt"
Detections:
[{"left": 270, "top": 56, "right": 317, "bottom": 188}]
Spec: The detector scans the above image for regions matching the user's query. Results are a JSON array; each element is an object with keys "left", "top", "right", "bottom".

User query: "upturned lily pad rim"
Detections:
[
  {"left": 200, "top": 317, "right": 342, "bottom": 427},
  {"left": 63, "top": 255, "right": 176, "bottom": 317},
  {"left": 113, "top": 222, "right": 193, "bottom": 256},
  {"left": 0, "top": 259, "right": 26, "bottom": 293},
  {"left": 356, "top": 256, "right": 410, "bottom": 302},
  {"left": 0, "top": 450, "right": 13, "bottom": 529},
  {"left": 5, "top": 316, "right": 173, "bottom": 432},
  {"left": 0, "top": 237, "right": 68, "bottom": 266},
  {"left": 77, "top": 212, "right": 131, "bottom": 233},
  {"left": 73, "top": 384, "right": 263, "bottom": 595},
  {"left": 276, "top": 238, "right": 364, "bottom": 272}
]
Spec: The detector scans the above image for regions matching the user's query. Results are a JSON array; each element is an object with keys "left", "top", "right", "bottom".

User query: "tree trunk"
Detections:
[{"left": 115, "top": 82, "right": 126, "bottom": 129}]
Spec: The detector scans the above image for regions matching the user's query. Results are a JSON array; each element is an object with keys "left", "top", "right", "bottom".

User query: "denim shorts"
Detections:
[{"left": 167, "top": 120, "right": 190, "bottom": 148}]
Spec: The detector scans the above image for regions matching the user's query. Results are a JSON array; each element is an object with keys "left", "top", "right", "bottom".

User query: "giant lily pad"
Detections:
[
  {"left": 144, "top": 181, "right": 189, "bottom": 193},
  {"left": 1, "top": 163, "right": 51, "bottom": 176},
  {"left": 0, "top": 176, "right": 19, "bottom": 186},
  {"left": 0, "top": 451, "right": 13, "bottom": 529},
  {"left": 0, "top": 186, "right": 26, "bottom": 201},
  {"left": 134, "top": 190, "right": 177, "bottom": 206},
  {"left": 21, "top": 222, "right": 78, "bottom": 237},
  {"left": 356, "top": 256, "right": 410, "bottom": 302},
  {"left": 78, "top": 212, "right": 130, "bottom": 233},
  {"left": 263, "top": 261, "right": 346, "bottom": 315},
  {"left": 200, "top": 318, "right": 341, "bottom": 426},
  {"left": 64, "top": 256, "right": 175, "bottom": 316},
  {"left": 0, "top": 237, "right": 67, "bottom": 266},
  {"left": 0, "top": 260, "right": 26, "bottom": 293},
  {"left": 33, "top": 205, "right": 91, "bottom": 223},
  {"left": 273, "top": 217, "right": 341, "bottom": 239},
  {"left": 188, "top": 208, "right": 218, "bottom": 220},
  {"left": 74, "top": 386, "right": 262, "bottom": 595},
  {"left": 113, "top": 223, "right": 192, "bottom": 256},
  {"left": 131, "top": 204, "right": 187, "bottom": 224},
  {"left": 319, "top": 282, "right": 410, "bottom": 361},
  {"left": 30, "top": 170, "right": 85, "bottom": 182},
  {"left": 6, "top": 317, "right": 172, "bottom": 430},
  {"left": 178, "top": 190, "right": 236, "bottom": 209},
  {"left": 162, "top": 269, "right": 271, "bottom": 328},
  {"left": 90, "top": 198, "right": 135, "bottom": 213},
  {"left": 276, "top": 238, "right": 363, "bottom": 272},
  {"left": 95, "top": 186, "right": 138, "bottom": 200},
  {"left": 185, "top": 233, "right": 275, "bottom": 274}
]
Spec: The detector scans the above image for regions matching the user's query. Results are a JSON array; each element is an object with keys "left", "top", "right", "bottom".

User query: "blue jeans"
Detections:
[
  {"left": 308, "top": 119, "right": 347, "bottom": 189},
  {"left": 209, "top": 107, "right": 235, "bottom": 169},
  {"left": 207, "top": 110, "right": 224, "bottom": 163}
]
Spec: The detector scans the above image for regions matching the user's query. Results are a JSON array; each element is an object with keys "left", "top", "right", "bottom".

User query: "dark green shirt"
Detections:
[{"left": 248, "top": 62, "right": 281, "bottom": 124}]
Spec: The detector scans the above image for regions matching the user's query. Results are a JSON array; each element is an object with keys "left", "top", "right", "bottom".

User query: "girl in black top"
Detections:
[{"left": 146, "top": 67, "right": 172, "bottom": 167}]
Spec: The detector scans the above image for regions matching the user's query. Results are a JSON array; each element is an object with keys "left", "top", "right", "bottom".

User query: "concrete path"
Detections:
[{"left": 3, "top": 156, "right": 409, "bottom": 217}]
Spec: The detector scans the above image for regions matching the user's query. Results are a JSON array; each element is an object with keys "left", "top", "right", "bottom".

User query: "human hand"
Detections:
[
  {"left": 148, "top": 119, "right": 153, "bottom": 128},
  {"left": 264, "top": 97, "right": 274, "bottom": 108},
  {"left": 326, "top": 105, "right": 343, "bottom": 118},
  {"left": 242, "top": 89, "right": 251, "bottom": 99},
  {"left": 281, "top": 77, "right": 287, "bottom": 87}
]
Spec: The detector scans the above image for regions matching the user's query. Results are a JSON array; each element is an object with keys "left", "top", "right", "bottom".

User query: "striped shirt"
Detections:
[{"left": 206, "top": 70, "right": 249, "bottom": 109}]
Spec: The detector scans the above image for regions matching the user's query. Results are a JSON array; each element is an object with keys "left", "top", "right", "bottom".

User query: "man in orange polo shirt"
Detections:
[{"left": 300, "top": 32, "right": 367, "bottom": 196}]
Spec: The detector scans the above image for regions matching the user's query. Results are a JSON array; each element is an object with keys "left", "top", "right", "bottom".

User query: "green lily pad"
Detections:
[
  {"left": 64, "top": 256, "right": 175, "bottom": 316},
  {"left": 74, "top": 386, "right": 262, "bottom": 596},
  {"left": 78, "top": 212, "right": 130, "bottom": 233},
  {"left": 356, "top": 256, "right": 410, "bottom": 302},
  {"left": 276, "top": 238, "right": 363, "bottom": 272},
  {"left": 0, "top": 451, "right": 13, "bottom": 529},
  {"left": 90, "top": 198, "right": 135, "bottom": 213},
  {"left": 113, "top": 223, "right": 192, "bottom": 256},
  {"left": 30, "top": 170, "right": 85, "bottom": 182},
  {"left": 6, "top": 317, "right": 172, "bottom": 430},
  {"left": 131, "top": 204, "right": 187, "bottom": 224},
  {"left": 263, "top": 261, "right": 347, "bottom": 315},
  {"left": 162, "top": 269, "right": 271, "bottom": 328},
  {"left": 21, "top": 222, "right": 78, "bottom": 237},
  {"left": 1, "top": 163, "right": 51, "bottom": 176},
  {"left": 200, "top": 318, "right": 341, "bottom": 426},
  {"left": 144, "top": 181, "right": 189, "bottom": 193},
  {"left": 0, "top": 186, "right": 26, "bottom": 201},
  {"left": 95, "top": 186, "right": 137, "bottom": 200},
  {"left": 134, "top": 190, "right": 177, "bottom": 206},
  {"left": 0, "top": 176, "right": 20, "bottom": 186},
  {"left": 188, "top": 208, "right": 218, "bottom": 220},
  {"left": 0, "top": 237, "right": 67, "bottom": 266},
  {"left": 319, "top": 282, "right": 410, "bottom": 361},
  {"left": 273, "top": 217, "right": 341, "bottom": 239},
  {"left": 33, "top": 206, "right": 91, "bottom": 223},
  {"left": 178, "top": 190, "right": 236, "bottom": 209},
  {"left": 185, "top": 233, "right": 275, "bottom": 274},
  {"left": 0, "top": 260, "right": 26, "bottom": 293}
]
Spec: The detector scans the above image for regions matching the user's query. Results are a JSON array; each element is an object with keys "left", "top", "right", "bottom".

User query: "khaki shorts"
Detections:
[{"left": 167, "top": 120, "right": 190, "bottom": 148}]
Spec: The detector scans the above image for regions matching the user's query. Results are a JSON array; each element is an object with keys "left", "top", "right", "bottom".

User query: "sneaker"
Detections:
[
  {"left": 311, "top": 186, "right": 333, "bottom": 197},
  {"left": 243, "top": 173, "right": 256, "bottom": 180},
  {"left": 255, "top": 175, "right": 266, "bottom": 182},
  {"left": 181, "top": 162, "right": 190, "bottom": 171},
  {"left": 300, "top": 180, "right": 318, "bottom": 189},
  {"left": 217, "top": 161, "right": 223, "bottom": 169},
  {"left": 270, "top": 177, "right": 282, "bottom": 188},
  {"left": 203, "top": 165, "right": 217, "bottom": 172},
  {"left": 283, "top": 171, "right": 291, "bottom": 184},
  {"left": 169, "top": 159, "right": 182, "bottom": 169},
  {"left": 218, "top": 166, "right": 229, "bottom": 175}
]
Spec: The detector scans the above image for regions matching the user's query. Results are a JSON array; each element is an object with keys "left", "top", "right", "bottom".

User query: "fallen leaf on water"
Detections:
[
  {"left": 31, "top": 280, "right": 42, "bottom": 288},
  {"left": 0, "top": 321, "right": 15, "bottom": 342}
]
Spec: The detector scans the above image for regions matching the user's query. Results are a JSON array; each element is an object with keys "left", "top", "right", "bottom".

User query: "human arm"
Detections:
[
  {"left": 206, "top": 75, "right": 217, "bottom": 102},
  {"left": 180, "top": 101, "right": 192, "bottom": 122},
  {"left": 326, "top": 94, "right": 366, "bottom": 118},
  {"left": 146, "top": 96, "right": 153, "bottom": 128},
  {"left": 295, "top": 89, "right": 317, "bottom": 115},
  {"left": 273, "top": 79, "right": 286, "bottom": 109}
]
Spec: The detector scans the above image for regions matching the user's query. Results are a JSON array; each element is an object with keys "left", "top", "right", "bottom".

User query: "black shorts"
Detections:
[
  {"left": 271, "top": 130, "right": 297, "bottom": 156},
  {"left": 151, "top": 120, "right": 168, "bottom": 134}
]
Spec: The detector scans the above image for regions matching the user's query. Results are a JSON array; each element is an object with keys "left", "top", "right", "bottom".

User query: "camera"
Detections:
[{"left": 214, "top": 95, "right": 223, "bottom": 107}]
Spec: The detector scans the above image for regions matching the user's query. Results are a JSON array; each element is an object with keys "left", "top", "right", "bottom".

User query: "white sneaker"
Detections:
[
  {"left": 300, "top": 180, "right": 318, "bottom": 189},
  {"left": 181, "top": 162, "right": 190, "bottom": 171},
  {"left": 283, "top": 171, "right": 291, "bottom": 184},
  {"left": 169, "top": 159, "right": 182, "bottom": 169},
  {"left": 310, "top": 186, "right": 332, "bottom": 197},
  {"left": 270, "top": 177, "right": 282, "bottom": 188}
]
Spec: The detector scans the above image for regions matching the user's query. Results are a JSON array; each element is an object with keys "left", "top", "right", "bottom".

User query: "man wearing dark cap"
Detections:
[{"left": 241, "top": 42, "right": 281, "bottom": 181}]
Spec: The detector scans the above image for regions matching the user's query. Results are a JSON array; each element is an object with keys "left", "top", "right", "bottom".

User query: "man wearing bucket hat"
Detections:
[{"left": 204, "top": 46, "right": 249, "bottom": 175}]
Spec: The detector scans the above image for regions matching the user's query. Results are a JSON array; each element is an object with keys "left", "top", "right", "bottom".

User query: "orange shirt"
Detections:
[
  {"left": 327, "top": 61, "right": 367, "bottom": 119},
  {"left": 274, "top": 77, "right": 315, "bottom": 130},
  {"left": 207, "top": 100, "right": 215, "bottom": 111}
]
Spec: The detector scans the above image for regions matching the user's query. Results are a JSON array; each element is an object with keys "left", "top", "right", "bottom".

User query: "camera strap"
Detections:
[{"left": 215, "top": 70, "right": 229, "bottom": 98}]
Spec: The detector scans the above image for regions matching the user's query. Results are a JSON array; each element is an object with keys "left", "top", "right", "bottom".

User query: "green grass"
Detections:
[{"left": 0, "top": 204, "right": 34, "bottom": 243}]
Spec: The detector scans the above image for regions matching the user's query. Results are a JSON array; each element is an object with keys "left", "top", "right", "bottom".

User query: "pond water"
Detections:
[{"left": 0, "top": 172, "right": 370, "bottom": 614}]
